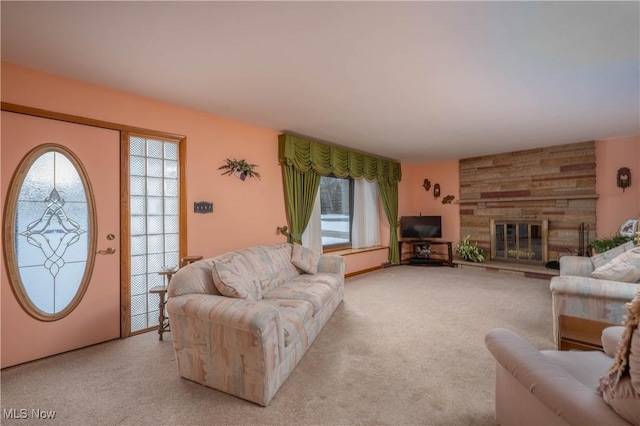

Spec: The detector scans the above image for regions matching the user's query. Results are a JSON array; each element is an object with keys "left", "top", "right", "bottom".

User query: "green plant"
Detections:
[
  {"left": 455, "top": 234, "right": 486, "bottom": 262},
  {"left": 588, "top": 235, "right": 632, "bottom": 254},
  {"left": 218, "top": 158, "right": 261, "bottom": 180}
]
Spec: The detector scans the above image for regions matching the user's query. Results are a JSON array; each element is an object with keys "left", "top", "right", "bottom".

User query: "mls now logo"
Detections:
[
  {"left": 3, "top": 409, "right": 28, "bottom": 419},
  {"left": 3, "top": 408, "right": 56, "bottom": 419}
]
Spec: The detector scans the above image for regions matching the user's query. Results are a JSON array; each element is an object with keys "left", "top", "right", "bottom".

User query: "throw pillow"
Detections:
[
  {"left": 591, "top": 246, "right": 640, "bottom": 283},
  {"left": 592, "top": 240, "right": 635, "bottom": 270},
  {"left": 598, "top": 290, "right": 640, "bottom": 424},
  {"left": 211, "top": 257, "right": 259, "bottom": 300},
  {"left": 291, "top": 243, "right": 320, "bottom": 275}
]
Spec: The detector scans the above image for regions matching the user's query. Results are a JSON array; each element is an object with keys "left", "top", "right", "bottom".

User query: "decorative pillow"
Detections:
[
  {"left": 291, "top": 243, "right": 320, "bottom": 275},
  {"left": 591, "top": 246, "right": 640, "bottom": 282},
  {"left": 598, "top": 290, "right": 640, "bottom": 424},
  {"left": 601, "top": 377, "right": 640, "bottom": 425},
  {"left": 211, "top": 256, "right": 260, "bottom": 300},
  {"left": 592, "top": 240, "right": 635, "bottom": 270}
]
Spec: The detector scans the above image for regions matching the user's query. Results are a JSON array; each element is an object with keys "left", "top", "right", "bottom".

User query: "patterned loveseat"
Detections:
[
  {"left": 550, "top": 241, "right": 640, "bottom": 341},
  {"left": 166, "top": 242, "right": 345, "bottom": 406}
]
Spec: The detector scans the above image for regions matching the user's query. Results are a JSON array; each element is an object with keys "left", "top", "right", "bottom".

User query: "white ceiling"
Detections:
[{"left": 2, "top": 1, "right": 639, "bottom": 163}]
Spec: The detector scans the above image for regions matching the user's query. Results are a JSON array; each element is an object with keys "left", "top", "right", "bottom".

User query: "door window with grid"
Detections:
[{"left": 129, "top": 136, "right": 180, "bottom": 333}]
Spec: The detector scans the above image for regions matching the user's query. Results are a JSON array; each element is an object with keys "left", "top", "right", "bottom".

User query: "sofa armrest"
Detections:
[
  {"left": 485, "top": 328, "right": 626, "bottom": 425},
  {"left": 602, "top": 326, "right": 625, "bottom": 358},
  {"left": 168, "top": 259, "right": 220, "bottom": 297},
  {"left": 317, "top": 254, "right": 346, "bottom": 276},
  {"left": 167, "top": 294, "right": 285, "bottom": 406},
  {"left": 560, "top": 255, "right": 594, "bottom": 277},
  {"left": 550, "top": 276, "right": 639, "bottom": 300}
]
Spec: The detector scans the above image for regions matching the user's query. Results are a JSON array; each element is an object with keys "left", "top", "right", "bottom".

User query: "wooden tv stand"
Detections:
[{"left": 399, "top": 240, "right": 454, "bottom": 267}]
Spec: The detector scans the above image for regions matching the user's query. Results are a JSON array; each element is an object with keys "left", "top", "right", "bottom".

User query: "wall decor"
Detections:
[
  {"left": 433, "top": 183, "right": 441, "bottom": 199},
  {"left": 422, "top": 178, "right": 431, "bottom": 191},
  {"left": 617, "top": 167, "right": 631, "bottom": 192},
  {"left": 219, "top": 158, "right": 261, "bottom": 181},
  {"left": 194, "top": 201, "right": 213, "bottom": 214},
  {"left": 442, "top": 195, "right": 455, "bottom": 204}
]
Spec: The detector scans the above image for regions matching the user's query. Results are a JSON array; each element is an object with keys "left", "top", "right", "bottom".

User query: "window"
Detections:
[
  {"left": 4, "top": 145, "right": 95, "bottom": 321},
  {"left": 319, "top": 175, "right": 353, "bottom": 249},
  {"left": 129, "top": 136, "right": 180, "bottom": 333}
]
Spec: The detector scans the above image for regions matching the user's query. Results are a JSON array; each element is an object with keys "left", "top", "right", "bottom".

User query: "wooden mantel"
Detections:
[{"left": 458, "top": 194, "right": 599, "bottom": 204}]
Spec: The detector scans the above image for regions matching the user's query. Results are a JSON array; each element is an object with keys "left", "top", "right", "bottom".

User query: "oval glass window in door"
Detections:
[{"left": 4, "top": 144, "right": 97, "bottom": 321}]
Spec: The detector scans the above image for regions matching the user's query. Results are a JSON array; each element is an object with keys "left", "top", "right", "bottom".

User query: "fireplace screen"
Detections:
[{"left": 490, "top": 219, "right": 548, "bottom": 265}]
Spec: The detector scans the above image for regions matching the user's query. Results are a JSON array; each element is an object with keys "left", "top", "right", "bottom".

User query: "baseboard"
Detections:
[{"left": 345, "top": 265, "right": 383, "bottom": 278}]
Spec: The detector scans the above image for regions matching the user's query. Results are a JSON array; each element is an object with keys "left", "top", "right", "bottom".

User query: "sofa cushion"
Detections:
[
  {"left": 263, "top": 280, "right": 334, "bottom": 314},
  {"left": 211, "top": 256, "right": 262, "bottom": 300},
  {"left": 592, "top": 246, "right": 640, "bottom": 283},
  {"left": 542, "top": 350, "right": 612, "bottom": 389},
  {"left": 291, "top": 244, "right": 320, "bottom": 275},
  {"left": 591, "top": 240, "right": 635, "bottom": 270},
  {"left": 285, "top": 272, "right": 343, "bottom": 293}
]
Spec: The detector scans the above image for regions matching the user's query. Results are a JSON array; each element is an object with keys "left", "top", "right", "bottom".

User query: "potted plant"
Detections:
[
  {"left": 588, "top": 235, "right": 633, "bottom": 255},
  {"left": 218, "top": 158, "right": 261, "bottom": 181},
  {"left": 455, "top": 234, "right": 486, "bottom": 262}
]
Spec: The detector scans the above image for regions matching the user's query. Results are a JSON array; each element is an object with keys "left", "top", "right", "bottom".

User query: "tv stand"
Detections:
[{"left": 399, "top": 240, "right": 454, "bottom": 267}]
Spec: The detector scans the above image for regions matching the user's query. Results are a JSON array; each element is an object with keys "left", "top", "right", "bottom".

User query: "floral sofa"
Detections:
[
  {"left": 550, "top": 241, "right": 640, "bottom": 341},
  {"left": 166, "top": 242, "right": 345, "bottom": 406}
]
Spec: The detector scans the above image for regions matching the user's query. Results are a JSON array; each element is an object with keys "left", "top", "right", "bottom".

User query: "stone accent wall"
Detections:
[{"left": 459, "top": 141, "right": 597, "bottom": 262}]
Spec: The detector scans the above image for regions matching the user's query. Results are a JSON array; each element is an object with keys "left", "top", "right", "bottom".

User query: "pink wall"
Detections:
[
  {"left": 2, "top": 62, "right": 286, "bottom": 258},
  {"left": 595, "top": 135, "right": 640, "bottom": 237},
  {"left": 1, "top": 63, "right": 390, "bottom": 275},
  {"left": 398, "top": 161, "right": 461, "bottom": 258}
]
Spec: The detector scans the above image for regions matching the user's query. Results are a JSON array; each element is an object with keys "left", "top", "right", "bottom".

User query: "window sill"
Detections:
[{"left": 326, "top": 245, "right": 388, "bottom": 256}]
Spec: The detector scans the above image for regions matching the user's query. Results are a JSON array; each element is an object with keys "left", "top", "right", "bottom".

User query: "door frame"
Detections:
[{"left": 1, "top": 102, "right": 187, "bottom": 338}]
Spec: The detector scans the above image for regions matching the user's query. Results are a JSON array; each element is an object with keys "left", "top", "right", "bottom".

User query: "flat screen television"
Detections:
[{"left": 400, "top": 215, "right": 442, "bottom": 239}]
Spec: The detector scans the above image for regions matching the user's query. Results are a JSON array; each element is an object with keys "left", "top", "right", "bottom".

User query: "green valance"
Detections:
[{"left": 278, "top": 133, "right": 402, "bottom": 184}]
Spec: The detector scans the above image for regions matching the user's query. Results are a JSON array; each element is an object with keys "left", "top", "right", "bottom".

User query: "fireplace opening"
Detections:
[{"left": 490, "top": 219, "right": 548, "bottom": 265}]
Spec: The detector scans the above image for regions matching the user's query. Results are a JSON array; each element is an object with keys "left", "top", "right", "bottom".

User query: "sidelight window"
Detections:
[{"left": 129, "top": 136, "right": 180, "bottom": 333}]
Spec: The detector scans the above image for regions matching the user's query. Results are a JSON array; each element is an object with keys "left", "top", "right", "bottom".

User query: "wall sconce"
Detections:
[{"left": 617, "top": 167, "right": 631, "bottom": 192}]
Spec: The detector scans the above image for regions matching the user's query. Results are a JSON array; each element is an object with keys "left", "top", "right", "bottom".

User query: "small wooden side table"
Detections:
[
  {"left": 180, "top": 255, "right": 203, "bottom": 267},
  {"left": 150, "top": 270, "right": 175, "bottom": 341},
  {"left": 557, "top": 315, "right": 615, "bottom": 351}
]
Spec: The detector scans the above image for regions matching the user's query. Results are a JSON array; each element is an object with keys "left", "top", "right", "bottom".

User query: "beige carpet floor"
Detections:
[{"left": 1, "top": 266, "right": 555, "bottom": 425}]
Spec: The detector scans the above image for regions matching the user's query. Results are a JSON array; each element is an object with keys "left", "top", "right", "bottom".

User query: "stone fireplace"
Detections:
[
  {"left": 490, "top": 219, "right": 548, "bottom": 265},
  {"left": 459, "top": 141, "right": 597, "bottom": 263}
]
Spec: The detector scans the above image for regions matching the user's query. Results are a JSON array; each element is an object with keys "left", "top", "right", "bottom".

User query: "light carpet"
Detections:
[{"left": 1, "top": 266, "right": 555, "bottom": 425}]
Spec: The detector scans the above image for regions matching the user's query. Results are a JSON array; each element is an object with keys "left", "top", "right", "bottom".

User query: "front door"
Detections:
[{"left": 1, "top": 111, "right": 121, "bottom": 368}]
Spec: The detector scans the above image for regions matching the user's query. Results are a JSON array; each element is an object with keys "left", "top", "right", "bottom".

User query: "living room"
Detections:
[{"left": 1, "top": 2, "right": 639, "bottom": 424}]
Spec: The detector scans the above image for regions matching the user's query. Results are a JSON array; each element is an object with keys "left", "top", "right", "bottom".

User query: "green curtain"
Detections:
[
  {"left": 279, "top": 133, "right": 401, "bottom": 184},
  {"left": 282, "top": 164, "right": 321, "bottom": 244},
  {"left": 379, "top": 181, "right": 400, "bottom": 264},
  {"left": 279, "top": 133, "right": 402, "bottom": 256}
]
